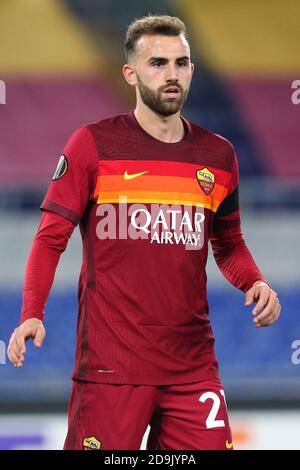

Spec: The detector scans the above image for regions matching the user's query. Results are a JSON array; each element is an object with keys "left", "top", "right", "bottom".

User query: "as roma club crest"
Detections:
[
  {"left": 196, "top": 167, "right": 215, "bottom": 195},
  {"left": 82, "top": 436, "right": 101, "bottom": 450}
]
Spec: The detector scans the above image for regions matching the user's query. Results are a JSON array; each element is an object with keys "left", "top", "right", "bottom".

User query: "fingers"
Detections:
[
  {"left": 16, "top": 334, "right": 26, "bottom": 354},
  {"left": 245, "top": 284, "right": 282, "bottom": 328},
  {"left": 7, "top": 342, "right": 20, "bottom": 367},
  {"left": 7, "top": 330, "right": 25, "bottom": 368},
  {"left": 245, "top": 281, "right": 269, "bottom": 307},
  {"left": 7, "top": 319, "right": 45, "bottom": 368},
  {"left": 15, "top": 335, "right": 26, "bottom": 367},
  {"left": 252, "top": 288, "right": 270, "bottom": 316},
  {"left": 253, "top": 291, "right": 281, "bottom": 328},
  {"left": 244, "top": 288, "right": 255, "bottom": 306},
  {"left": 33, "top": 326, "right": 46, "bottom": 348}
]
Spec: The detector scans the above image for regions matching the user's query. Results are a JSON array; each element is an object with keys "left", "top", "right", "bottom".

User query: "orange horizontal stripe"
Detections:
[
  {"left": 95, "top": 175, "right": 228, "bottom": 202},
  {"left": 98, "top": 197, "right": 218, "bottom": 211},
  {"left": 96, "top": 191, "right": 221, "bottom": 212}
]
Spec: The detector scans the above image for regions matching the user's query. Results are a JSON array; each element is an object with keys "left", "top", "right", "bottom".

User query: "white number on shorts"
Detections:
[{"left": 199, "top": 390, "right": 225, "bottom": 429}]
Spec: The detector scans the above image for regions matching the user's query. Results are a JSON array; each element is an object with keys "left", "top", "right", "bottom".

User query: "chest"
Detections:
[{"left": 93, "top": 158, "right": 231, "bottom": 214}]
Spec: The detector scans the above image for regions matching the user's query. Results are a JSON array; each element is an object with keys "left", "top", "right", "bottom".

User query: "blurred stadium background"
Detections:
[{"left": 0, "top": 0, "right": 300, "bottom": 450}]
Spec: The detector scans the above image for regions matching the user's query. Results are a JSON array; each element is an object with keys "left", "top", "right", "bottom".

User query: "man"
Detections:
[{"left": 7, "top": 15, "right": 281, "bottom": 450}]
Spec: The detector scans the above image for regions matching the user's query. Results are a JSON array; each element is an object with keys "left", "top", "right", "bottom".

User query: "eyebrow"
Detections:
[{"left": 148, "top": 55, "right": 190, "bottom": 63}]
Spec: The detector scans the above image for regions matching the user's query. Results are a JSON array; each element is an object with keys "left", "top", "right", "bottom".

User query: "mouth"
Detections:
[{"left": 163, "top": 87, "right": 181, "bottom": 98}]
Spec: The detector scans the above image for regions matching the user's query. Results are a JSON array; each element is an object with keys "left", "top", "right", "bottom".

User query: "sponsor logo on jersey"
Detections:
[
  {"left": 83, "top": 436, "right": 101, "bottom": 450},
  {"left": 52, "top": 154, "right": 68, "bottom": 180},
  {"left": 196, "top": 167, "right": 215, "bottom": 195},
  {"left": 124, "top": 170, "right": 149, "bottom": 180},
  {"left": 96, "top": 200, "right": 206, "bottom": 250}
]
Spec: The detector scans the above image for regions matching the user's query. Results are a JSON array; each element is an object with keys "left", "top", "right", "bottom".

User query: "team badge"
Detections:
[
  {"left": 52, "top": 154, "right": 68, "bottom": 180},
  {"left": 196, "top": 167, "right": 215, "bottom": 195},
  {"left": 226, "top": 440, "right": 233, "bottom": 449},
  {"left": 83, "top": 436, "right": 101, "bottom": 450}
]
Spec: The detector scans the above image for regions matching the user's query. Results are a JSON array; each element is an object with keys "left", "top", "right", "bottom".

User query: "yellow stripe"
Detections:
[
  {"left": 0, "top": 0, "right": 103, "bottom": 76},
  {"left": 97, "top": 197, "right": 219, "bottom": 212},
  {"left": 176, "top": 0, "right": 300, "bottom": 76}
]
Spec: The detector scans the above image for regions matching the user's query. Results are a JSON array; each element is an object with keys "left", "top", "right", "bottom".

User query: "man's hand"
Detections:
[
  {"left": 7, "top": 318, "right": 46, "bottom": 368},
  {"left": 245, "top": 281, "right": 281, "bottom": 327}
]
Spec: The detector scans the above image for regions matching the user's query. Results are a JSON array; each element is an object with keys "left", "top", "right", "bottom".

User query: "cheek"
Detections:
[
  {"left": 148, "top": 69, "right": 163, "bottom": 81},
  {"left": 144, "top": 74, "right": 164, "bottom": 92},
  {"left": 138, "top": 69, "right": 156, "bottom": 84},
  {"left": 181, "top": 73, "right": 192, "bottom": 89}
]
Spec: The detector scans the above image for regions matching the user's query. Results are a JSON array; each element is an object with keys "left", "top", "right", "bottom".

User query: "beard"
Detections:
[{"left": 136, "top": 73, "right": 189, "bottom": 117}]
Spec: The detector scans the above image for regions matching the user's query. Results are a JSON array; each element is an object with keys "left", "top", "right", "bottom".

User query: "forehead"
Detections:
[{"left": 134, "top": 34, "right": 190, "bottom": 61}]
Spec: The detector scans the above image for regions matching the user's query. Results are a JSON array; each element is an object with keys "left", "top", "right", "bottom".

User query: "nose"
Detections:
[{"left": 165, "top": 62, "right": 179, "bottom": 82}]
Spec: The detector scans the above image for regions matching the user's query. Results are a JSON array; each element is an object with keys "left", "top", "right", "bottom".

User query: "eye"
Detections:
[
  {"left": 152, "top": 60, "right": 165, "bottom": 67},
  {"left": 177, "top": 60, "right": 188, "bottom": 67}
]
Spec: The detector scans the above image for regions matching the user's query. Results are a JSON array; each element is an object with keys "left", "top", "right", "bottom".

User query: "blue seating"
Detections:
[{"left": 1, "top": 287, "right": 298, "bottom": 403}]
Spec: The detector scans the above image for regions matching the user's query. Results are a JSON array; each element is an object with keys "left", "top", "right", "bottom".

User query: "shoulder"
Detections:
[
  {"left": 62, "top": 121, "right": 111, "bottom": 170},
  {"left": 64, "top": 114, "right": 125, "bottom": 146},
  {"left": 84, "top": 113, "right": 126, "bottom": 136},
  {"left": 185, "top": 117, "right": 236, "bottom": 167}
]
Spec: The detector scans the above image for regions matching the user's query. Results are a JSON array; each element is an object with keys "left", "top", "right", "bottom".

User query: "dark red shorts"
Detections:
[{"left": 64, "top": 379, "right": 233, "bottom": 450}]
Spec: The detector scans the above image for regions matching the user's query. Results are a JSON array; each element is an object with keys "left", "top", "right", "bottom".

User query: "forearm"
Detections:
[
  {"left": 21, "top": 239, "right": 61, "bottom": 322},
  {"left": 210, "top": 225, "right": 268, "bottom": 292},
  {"left": 20, "top": 211, "right": 75, "bottom": 323}
]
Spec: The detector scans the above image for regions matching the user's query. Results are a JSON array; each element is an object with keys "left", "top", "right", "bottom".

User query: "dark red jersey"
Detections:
[{"left": 36, "top": 111, "right": 266, "bottom": 385}]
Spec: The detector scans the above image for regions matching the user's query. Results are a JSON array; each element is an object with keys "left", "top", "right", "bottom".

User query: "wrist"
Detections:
[
  {"left": 252, "top": 280, "right": 270, "bottom": 289},
  {"left": 20, "top": 312, "right": 45, "bottom": 325}
]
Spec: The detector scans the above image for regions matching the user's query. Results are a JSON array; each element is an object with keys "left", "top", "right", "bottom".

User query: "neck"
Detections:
[{"left": 134, "top": 104, "right": 184, "bottom": 143}]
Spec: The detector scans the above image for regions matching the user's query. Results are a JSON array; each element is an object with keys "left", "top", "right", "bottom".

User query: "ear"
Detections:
[
  {"left": 191, "top": 62, "right": 195, "bottom": 76},
  {"left": 123, "top": 63, "right": 137, "bottom": 86}
]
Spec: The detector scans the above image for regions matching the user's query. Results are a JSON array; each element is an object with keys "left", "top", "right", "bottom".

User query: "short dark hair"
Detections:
[{"left": 124, "top": 14, "right": 189, "bottom": 61}]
